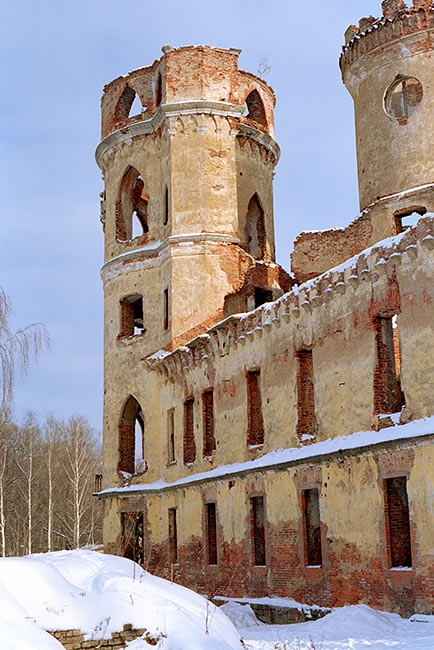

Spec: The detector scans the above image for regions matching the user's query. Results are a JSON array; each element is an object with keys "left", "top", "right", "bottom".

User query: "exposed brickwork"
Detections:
[
  {"left": 168, "top": 507, "right": 178, "bottom": 564},
  {"left": 183, "top": 398, "right": 196, "bottom": 464},
  {"left": 118, "top": 396, "right": 143, "bottom": 475},
  {"left": 296, "top": 350, "right": 318, "bottom": 441},
  {"left": 205, "top": 502, "right": 217, "bottom": 565},
  {"left": 373, "top": 317, "right": 405, "bottom": 414},
  {"left": 49, "top": 625, "right": 151, "bottom": 649},
  {"left": 384, "top": 476, "right": 412, "bottom": 567},
  {"left": 246, "top": 370, "right": 264, "bottom": 446},
  {"left": 202, "top": 390, "right": 216, "bottom": 457},
  {"left": 250, "top": 496, "right": 266, "bottom": 566},
  {"left": 302, "top": 489, "right": 322, "bottom": 566}
]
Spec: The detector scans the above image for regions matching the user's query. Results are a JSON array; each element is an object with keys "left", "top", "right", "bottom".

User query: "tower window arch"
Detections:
[
  {"left": 116, "top": 166, "right": 149, "bottom": 241},
  {"left": 119, "top": 294, "right": 144, "bottom": 338},
  {"left": 245, "top": 89, "right": 267, "bottom": 128},
  {"left": 245, "top": 193, "right": 266, "bottom": 260},
  {"left": 118, "top": 395, "right": 146, "bottom": 475}
]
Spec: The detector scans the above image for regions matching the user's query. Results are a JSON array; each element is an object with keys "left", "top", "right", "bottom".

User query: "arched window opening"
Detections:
[
  {"left": 245, "top": 89, "right": 267, "bottom": 127},
  {"left": 116, "top": 166, "right": 149, "bottom": 241},
  {"left": 115, "top": 85, "right": 136, "bottom": 123},
  {"left": 163, "top": 186, "right": 169, "bottom": 226},
  {"left": 245, "top": 193, "right": 266, "bottom": 260},
  {"left": 119, "top": 294, "right": 144, "bottom": 337},
  {"left": 385, "top": 77, "right": 423, "bottom": 124},
  {"left": 156, "top": 73, "right": 162, "bottom": 107},
  {"left": 129, "top": 92, "right": 144, "bottom": 118},
  {"left": 118, "top": 395, "right": 146, "bottom": 475}
]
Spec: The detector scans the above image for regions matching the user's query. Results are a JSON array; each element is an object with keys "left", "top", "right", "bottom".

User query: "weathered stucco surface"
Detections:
[{"left": 97, "top": 5, "right": 434, "bottom": 617}]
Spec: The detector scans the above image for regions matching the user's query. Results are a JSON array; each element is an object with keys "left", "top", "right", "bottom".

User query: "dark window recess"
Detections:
[
  {"left": 302, "top": 488, "right": 322, "bottom": 566},
  {"left": 245, "top": 193, "right": 266, "bottom": 260},
  {"left": 373, "top": 316, "right": 405, "bottom": 414},
  {"left": 205, "top": 502, "right": 218, "bottom": 565},
  {"left": 245, "top": 89, "right": 267, "bottom": 127},
  {"left": 168, "top": 508, "right": 177, "bottom": 564},
  {"left": 385, "top": 477, "right": 412, "bottom": 568},
  {"left": 156, "top": 73, "right": 162, "bottom": 107},
  {"left": 202, "top": 390, "right": 216, "bottom": 457},
  {"left": 296, "top": 349, "right": 318, "bottom": 440},
  {"left": 120, "top": 295, "right": 144, "bottom": 337},
  {"left": 163, "top": 187, "right": 169, "bottom": 226},
  {"left": 393, "top": 207, "right": 426, "bottom": 235},
  {"left": 116, "top": 166, "right": 149, "bottom": 241},
  {"left": 94, "top": 473, "right": 102, "bottom": 492},
  {"left": 183, "top": 398, "right": 196, "bottom": 464},
  {"left": 247, "top": 370, "right": 264, "bottom": 446},
  {"left": 118, "top": 395, "right": 145, "bottom": 475},
  {"left": 168, "top": 409, "right": 175, "bottom": 463},
  {"left": 164, "top": 288, "right": 169, "bottom": 331},
  {"left": 251, "top": 496, "right": 266, "bottom": 566},
  {"left": 254, "top": 287, "right": 273, "bottom": 309},
  {"left": 121, "top": 512, "right": 144, "bottom": 564}
]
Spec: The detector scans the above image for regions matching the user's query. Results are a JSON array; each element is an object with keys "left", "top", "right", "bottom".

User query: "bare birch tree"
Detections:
[{"left": 0, "top": 288, "right": 49, "bottom": 409}]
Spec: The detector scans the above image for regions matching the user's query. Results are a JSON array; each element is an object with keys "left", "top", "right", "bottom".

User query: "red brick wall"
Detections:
[
  {"left": 246, "top": 371, "right": 264, "bottom": 446},
  {"left": 183, "top": 398, "right": 196, "bottom": 464},
  {"left": 296, "top": 350, "right": 318, "bottom": 441},
  {"left": 384, "top": 477, "right": 412, "bottom": 568},
  {"left": 202, "top": 390, "right": 216, "bottom": 457},
  {"left": 373, "top": 317, "right": 404, "bottom": 414},
  {"left": 205, "top": 502, "right": 217, "bottom": 565}
]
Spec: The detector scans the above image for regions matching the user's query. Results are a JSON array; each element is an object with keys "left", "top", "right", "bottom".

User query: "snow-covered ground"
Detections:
[
  {"left": 0, "top": 550, "right": 243, "bottom": 650},
  {"left": 222, "top": 601, "right": 434, "bottom": 650},
  {"left": 2, "top": 550, "right": 434, "bottom": 650}
]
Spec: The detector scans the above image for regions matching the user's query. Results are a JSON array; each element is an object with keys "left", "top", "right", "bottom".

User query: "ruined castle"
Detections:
[{"left": 96, "top": 0, "right": 434, "bottom": 616}]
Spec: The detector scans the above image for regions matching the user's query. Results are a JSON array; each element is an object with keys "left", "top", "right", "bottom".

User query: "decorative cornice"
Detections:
[
  {"left": 95, "top": 100, "right": 279, "bottom": 168},
  {"left": 100, "top": 233, "right": 240, "bottom": 283}
]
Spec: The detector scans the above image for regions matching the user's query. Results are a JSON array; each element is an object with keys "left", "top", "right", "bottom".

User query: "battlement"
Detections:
[
  {"left": 100, "top": 45, "right": 276, "bottom": 139},
  {"left": 340, "top": 1, "right": 434, "bottom": 75},
  {"left": 147, "top": 215, "right": 434, "bottom": 379}
]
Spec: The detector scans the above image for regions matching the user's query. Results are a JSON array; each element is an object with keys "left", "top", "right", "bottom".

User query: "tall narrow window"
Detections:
[
  {"left": 163, "top": 187, "right": 169, "bottom": 226},
  {"left": 245, "top": 89, "right": 267, "bottom": 127},
  {"left": 116, "top": 166, "right": 149, "bottom": 241},
  {"left": 202, "top": 390, "right": 216, "bottom": 458},
  {"left": 302, "top": 489, "right": 322, "bottom": 566},
  {"left": 183, "top": 397, "right": 196, "bottom": 464},
  {"left": 167, "top": 409, "right": 175, "bottom": 463},
  {"left": 168, "top": 507, "right": 177, "bottom": 564},
  {"left": 384, "top": 477, "right": 412, "bottom": 568},
  {"left": 156, "top": 73, "right": 162, "bottom": 107},
  {"left": 205, "top": 502, "right": 217, "bottom": 565},
  {"left": 247, "top": 370, "right": 264, "bottom": 446},
  {"left": 251, "top": 496, "right": 266, "bottom": 566},
  {"left": 296, "top": 349, "right": 318, "bottom": 440},
  {"left": 119, "top": 295, "right": 144, "bottom": 338},
  {"left": 373, "top": 315, "right": 404, "bottom": 414},
  {"left": 245, "top": 193, "right": 266, "bottom": 260},
  {"left": 118, "top": 395, "right": 145, "bottom": 475},
  {"left": 164, "top": 288, "right": 169, "bottom": 331}
]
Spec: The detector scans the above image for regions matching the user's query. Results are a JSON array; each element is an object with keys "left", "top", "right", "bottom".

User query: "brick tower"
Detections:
[
  {"left": 341, "top": 0, "right": 434, "bottom": 238},
  {"left": 96, "top": 46, "right": 290, "bottom": 498}
]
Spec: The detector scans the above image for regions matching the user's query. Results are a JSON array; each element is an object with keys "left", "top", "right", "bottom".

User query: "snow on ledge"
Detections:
[{"left": 97, "top": 415, "right": 434, "bottom": 497}]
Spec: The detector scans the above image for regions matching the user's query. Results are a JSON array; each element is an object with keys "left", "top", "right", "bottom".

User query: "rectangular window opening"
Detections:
[
  {"left": 120, "top": 295, "right": 144, "bottom": 337},
  {"left": 164, "top": 288, "right": 169, "bottom": 331},
  {"left": 251, "top": 496, "right": 266, "bottom": 566},
  {"left": 374, "top": 315, "right": 405, "bottom": 415},
  {"left": 168, "top": 507, "right": 178, "bottom": 564},
  {"left": 247, "top": 370, "right": 264, "bottom": 446},
  {"left": 385, "top": 476, "right": 412, "bottom": 568},
  {"left": 296, "top": 349, "right": 317, "bottom": 441},
  {"left": 167, "top": 409, "right": 175, "bottom": 463},
  {"left": 202, "top": 390, "right": 216, "bottom": 458},
  {"left": 205, "top": 502, "right": 217, "bottom": 565},
  {"left": 183, "top": 398, "right": 196, "bottom": 464},
  {"left": 302, "top": 488, "right": 322, "bottom": 566}
]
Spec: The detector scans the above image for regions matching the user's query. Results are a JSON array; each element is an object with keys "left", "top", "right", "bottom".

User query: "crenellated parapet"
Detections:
[
  {"left": 340, "top": 1, "right": 434, "bottom": 76},
  {"left": 148, "top": 216, "right": 434, "bottom": 380}
]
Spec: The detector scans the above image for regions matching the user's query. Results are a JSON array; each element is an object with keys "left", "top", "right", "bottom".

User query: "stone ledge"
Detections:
[{"left": 48, "top": 625, "right": 158, "bottom": 649}]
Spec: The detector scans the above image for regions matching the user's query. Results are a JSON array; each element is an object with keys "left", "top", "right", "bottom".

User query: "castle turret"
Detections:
[{"left": 341, "top": 0, "right": 434, "bottom": 235}]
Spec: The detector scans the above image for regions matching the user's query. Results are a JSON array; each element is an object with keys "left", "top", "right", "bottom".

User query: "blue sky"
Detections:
[{"left": 0, "top": 0, "right": 382, "bottom": 432}]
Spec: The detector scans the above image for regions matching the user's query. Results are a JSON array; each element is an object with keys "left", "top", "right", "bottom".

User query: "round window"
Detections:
[{"left": 384, "top": 77, "right": 423, "bottom": 123}]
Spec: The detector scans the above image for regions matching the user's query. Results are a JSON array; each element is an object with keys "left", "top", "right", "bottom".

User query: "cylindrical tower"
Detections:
[
  {"left": 341, "top": 0, "right": 434, "bottom": 237},
  {"left": 96, "top": 46, "right": 290, "bottom": 492}
]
